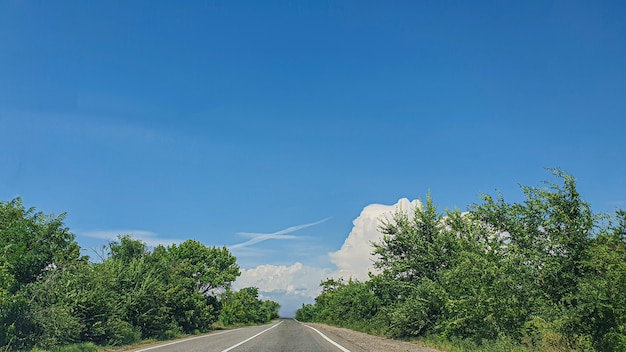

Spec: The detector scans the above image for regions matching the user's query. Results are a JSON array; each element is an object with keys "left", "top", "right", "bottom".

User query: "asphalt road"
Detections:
[{"left": 129, "top": 319, "right": 366, "bottom": 352}]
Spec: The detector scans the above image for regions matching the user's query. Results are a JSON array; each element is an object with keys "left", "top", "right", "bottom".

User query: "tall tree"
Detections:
[
  {"left": 168, "top": 240, "right": 240, "bottom": 295},
  {"left": 371, "top": 194, "right": 456, "bottom": 337},
  {"left": 0, "top": 198, "right": 82, "bottom": 349},
  {"left": 470, "top": 169, "right": 595, "bottom": 307},
  {"left": 0, "top": 198, "right": 80, "bottom": 290}
]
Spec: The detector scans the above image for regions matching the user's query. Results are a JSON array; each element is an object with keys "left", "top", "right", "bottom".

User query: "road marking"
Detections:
[
  {"left": 220, "top": 321, "right": 283, "bottom": 352},
  {"left": 133, "top": 329, "right": 241, "bottom": 352},
  {"left": 301, "top": 323, "right": 351, "bottom": 352}
]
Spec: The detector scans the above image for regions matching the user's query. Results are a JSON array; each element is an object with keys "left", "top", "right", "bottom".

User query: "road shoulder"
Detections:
[{"left": 304, "top": 323, "right": 440, "bottom": 352}]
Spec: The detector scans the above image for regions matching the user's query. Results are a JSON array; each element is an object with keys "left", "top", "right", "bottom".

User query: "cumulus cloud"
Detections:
[
  {"left": 329, "top": 198, "right": 421, "bottom": 280},
  {"left": 234, "top": 262, "right": 332, "bottom": 297},
  {"left": 80, "top": 230, "right": 183, "bottom": 247},
  {"left": 233, "top": 198, "right": 421, "bottom": 316},
  {"left": 233, "top": 262, "right": 333, "bottom": 317}
]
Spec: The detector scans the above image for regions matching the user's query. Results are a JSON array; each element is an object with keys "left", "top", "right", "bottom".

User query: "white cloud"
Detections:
[
  {"left": 80, "top": 230, "right": 183, "bottom": 247},
  {"left": 233, "top": 262, "right": 333, "bottom": 317},
  {"left": 234, "top": 262, "right": 332, "bottom": 297},
  {"left": 328, "top": 198, "right": 422, "bottom": 280},
  {"left": 233, "top": 198, "right": 421, "bottom": 316}
]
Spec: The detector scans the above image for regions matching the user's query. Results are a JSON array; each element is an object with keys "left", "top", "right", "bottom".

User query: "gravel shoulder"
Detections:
[{"left": 306, "top": 323, "right": 441, "bottom": 352}]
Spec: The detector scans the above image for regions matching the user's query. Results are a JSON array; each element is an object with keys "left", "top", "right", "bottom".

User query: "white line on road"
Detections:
[
  {"left": 301, "top": 323, "right": 351, "bottom": 352},
  {"left": 220, "top": 321, "right": 283, "bottom": 352},
  {"left": 133, "top": 329, "right": 241, "bottom": 352}
]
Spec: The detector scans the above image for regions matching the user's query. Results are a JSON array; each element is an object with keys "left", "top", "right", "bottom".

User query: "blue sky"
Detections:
[{"left": 1, "top": 1, "right": 625, "bottom": 315}]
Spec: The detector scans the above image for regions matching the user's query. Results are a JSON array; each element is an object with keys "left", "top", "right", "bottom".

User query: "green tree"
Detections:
[
  {"left": 302, "top": 170, "right": 621, "bottom": 350},
  {"left": 168, "top": 240, "right": 240, "bottom": 296},
  {"left": 373, "top": 194, "right": 453, "bottom": 285},
  {"left": 165, "top": 240, "right": 239, "bottom": 332},
  {"left": 0, "top": 258, "right": 17, "bottom": 348},
  {"left": 0, "top": 198, "right": 80, "bottom": 289},
  {"left": 437, "top": 209, "right": 533, "bottom": 342},
  {"left": 0, "top": 198, "right": 281, "bottom": 350},
  {"left": 370, "top": 194, "right": 456, "bottom": 337},
  {"left": 0, "top": 198, "right": 82, "bottom": 349},
  {"left": 108, "top": 234, "right": 149, "bottom": 263},
  {"left": 470, "top": 169, "right": 595, "bottom": 308},
  {"left": 568, "top": 212, "right": 626, "bottom": 351},
  {"left": 259, "top": 300, "right": 280, "bottom": 322},
  {"left": 465, "top": 170, "right": 602, "bottom": 348},
  {"left": 295, "top": 303, "right": 317, "bottom": 322},
  {"left": 219, "top": 287, "right": 279, "bottom": 325}
]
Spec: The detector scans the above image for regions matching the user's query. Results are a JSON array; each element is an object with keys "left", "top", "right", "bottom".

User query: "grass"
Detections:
[
  {"left": 415, "top": 335, "right": 537, "bottom": 352},
  {"left": 23, "top": 320, "right": 274, "bottom": 352},
  {"left": 309, "top": 319, "right": 588, "bottom": 352},
  {"left": 30, "top": 343, "right": 100, "bottom": 352},
  {"left": 414, "top": 334, "right": 590, "bottom": 352}
]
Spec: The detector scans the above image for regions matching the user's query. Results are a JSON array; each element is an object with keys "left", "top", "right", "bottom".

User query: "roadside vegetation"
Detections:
[
  {"left": 0, "top": 199, "right": 279, "bottom": 351},
  {"left": 297, "top": 170, "right": 626, "bottom": 351}
]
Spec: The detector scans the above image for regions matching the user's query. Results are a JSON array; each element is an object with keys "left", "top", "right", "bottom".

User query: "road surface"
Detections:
[{"left": 129, "top": 319, "right": 366, "bottom": 352}]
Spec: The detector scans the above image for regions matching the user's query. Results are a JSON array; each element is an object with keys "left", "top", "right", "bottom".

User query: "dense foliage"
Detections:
[
  {"left": 219, "top": 287, "right": 280, "bottom": 326},
  {"left": 297, "top": 171, "right": 626, "bottom": 351},
  {"left": 0, "top": 199, "right": 279, "bottom": 351}
]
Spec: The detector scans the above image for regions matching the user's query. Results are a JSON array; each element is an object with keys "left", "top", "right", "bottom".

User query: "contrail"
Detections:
[{"left": 230, "top": 218, "right": 329, "bottom": 249}]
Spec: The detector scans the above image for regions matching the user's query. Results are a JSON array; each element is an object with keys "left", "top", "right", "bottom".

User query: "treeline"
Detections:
[
  {"left": 297, "top": 171, "right": 626, "bottom": 351},
  {"left": 0, "top": 198, "right": 279, "bottom": 351}
]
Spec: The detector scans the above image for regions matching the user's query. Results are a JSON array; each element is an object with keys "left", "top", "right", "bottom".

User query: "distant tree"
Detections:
[
  {"left": 108, "top": 234, "right": 149, "bottom": 263},
  {"left": 168, "top": 240, "right": 240, "bottom": 295},
  {"left": 259, "top": 300, "right": 281, "bottom": 322},
  {"left": 219, "top": 287, "right": 280, "bottom": 325},
  {"left": 295, "top": 304, "right": 317, "bottom": 322},
  {"left": 163, "top": 240, "right": 240, "bottom": 332}
]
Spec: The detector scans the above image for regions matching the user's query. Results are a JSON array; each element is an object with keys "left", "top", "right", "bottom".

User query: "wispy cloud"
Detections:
[
  {"left": 230, "top": 218, "right": 329, "bottom": 249},
  {"left": 80, "top": 230, "right": 183, "bottom": 247},
  {"left": 607, "top": 200, "right": 626, "bottom": 209}
]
